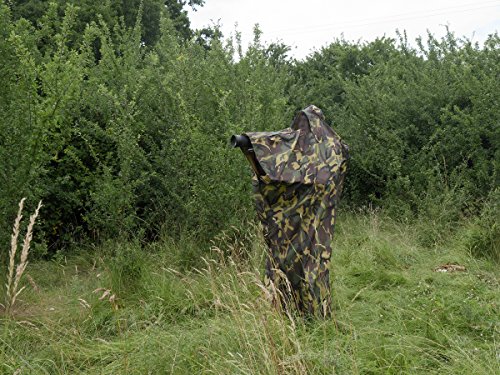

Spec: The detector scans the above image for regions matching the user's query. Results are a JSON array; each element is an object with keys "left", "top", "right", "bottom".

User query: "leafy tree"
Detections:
[
  {"left": 164, "top": 0, "right": 204, "bottom": 40},
  {"left": 0, "top": 0, "right": 497, "bottom": 259},
  {"left": 0, "top": 2, "right": 290, "bottom": 253},
  {"left": 8, "top": 0, "right": 204, "bottom": 45}
]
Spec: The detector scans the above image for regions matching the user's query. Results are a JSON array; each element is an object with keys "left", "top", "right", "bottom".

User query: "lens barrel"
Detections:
[{"left": 230, "top": 134, "right": 251, "bottom": 148}]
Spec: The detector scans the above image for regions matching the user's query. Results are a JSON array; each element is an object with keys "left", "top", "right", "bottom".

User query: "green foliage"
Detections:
[
  {"left": 0, "top": 1, "right": 498, "bottom": 257},
  {"left": 289, "top": 32, "right": 499, "bottom": 226},
  {"left": 462, "top": 188, "right": 500, "bottom": 262},
  {"left": 8, "top": 0, "right": 203, "bottom": 46},
  {"left": 0, "top": 2, "right": 290, "bottom": 252},
  {"left": 164, "top": 0, "right": 205, "bottom": 41}
]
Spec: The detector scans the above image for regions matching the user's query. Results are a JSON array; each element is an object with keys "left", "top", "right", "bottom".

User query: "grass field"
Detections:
[{"left": 1, "top": 212, "right": 498, "bottom": 374}]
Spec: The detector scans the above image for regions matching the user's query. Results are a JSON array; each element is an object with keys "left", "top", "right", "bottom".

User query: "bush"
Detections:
[
  {"left": 289, "top": 31, "right": 499, "bottom": 222},
  {"left": 0, "top": 3, "right": 291, "bottom": 253},
  {"left": 0, "top": 1, "right": 497, "bottom": 259}
]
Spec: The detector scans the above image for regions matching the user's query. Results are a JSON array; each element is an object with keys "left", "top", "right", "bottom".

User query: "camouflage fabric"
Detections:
[{"left": 243, "top": 105, "right": 348, "bottom": 318}]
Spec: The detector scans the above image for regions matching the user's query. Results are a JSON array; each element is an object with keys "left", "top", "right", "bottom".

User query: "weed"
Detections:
[{"left": 3, "top": 199, "right": 42, "bottom": 316}]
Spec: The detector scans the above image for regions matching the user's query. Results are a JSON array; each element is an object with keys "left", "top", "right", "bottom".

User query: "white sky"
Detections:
[{"left": 188, "top": 0, "right": 500, "bottom": 59}]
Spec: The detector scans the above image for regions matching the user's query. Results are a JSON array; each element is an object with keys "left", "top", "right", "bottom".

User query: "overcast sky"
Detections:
[{"left": 188, "top": 0, "right": 500, "bottom": 59}]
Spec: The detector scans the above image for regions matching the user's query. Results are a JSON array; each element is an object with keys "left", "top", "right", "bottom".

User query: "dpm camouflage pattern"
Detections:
[{"left": 244, "top": 105, "right": 348, "bottom": 318}]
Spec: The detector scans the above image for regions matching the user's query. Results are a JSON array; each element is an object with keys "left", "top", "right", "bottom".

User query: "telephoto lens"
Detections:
[{"left": 230, "top": 134, "right": 251, "bottom": 148}]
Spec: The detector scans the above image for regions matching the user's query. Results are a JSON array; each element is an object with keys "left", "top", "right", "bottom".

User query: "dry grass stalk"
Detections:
[
  {"left": 5, "top": 199, "right": 42, "bottom": 316},
  {"left": 5, "top": 198, "right": 25, "bottom": 310},
  {"left": 26, "top": 274, "right": 40, "bottom": 293}
]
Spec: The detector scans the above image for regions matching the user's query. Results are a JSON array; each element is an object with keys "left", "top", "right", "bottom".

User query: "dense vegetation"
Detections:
[
  {"left": 0, "top": 1, "right": 498, "bottom": 255},
  {"left": 0, "top": 1, "right": 498, "bottom": 373},
  {"left": 0, "top": 0, "right": 292, "bottom": 254}
]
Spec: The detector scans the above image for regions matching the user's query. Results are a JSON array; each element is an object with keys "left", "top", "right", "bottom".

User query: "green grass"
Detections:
[{"left": 1, "top": 212, "right": 498, "bottom": 374}]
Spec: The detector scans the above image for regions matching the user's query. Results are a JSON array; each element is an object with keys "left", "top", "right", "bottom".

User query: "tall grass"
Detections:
[{"left": 0, "top": 212, "right": 498, "bottom": 374}]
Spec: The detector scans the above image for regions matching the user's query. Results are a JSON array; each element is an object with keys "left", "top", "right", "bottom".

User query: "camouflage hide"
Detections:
[{"left": 244, "top": 105, "right": 348, "bottom": 318}]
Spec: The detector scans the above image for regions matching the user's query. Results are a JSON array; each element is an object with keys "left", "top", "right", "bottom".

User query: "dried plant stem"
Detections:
[
  {"left": 5, "top": 198, "right": 25, "bottom": 313},
  {"left": 5, "top": 199, "right": 42, "bottom": 316}
]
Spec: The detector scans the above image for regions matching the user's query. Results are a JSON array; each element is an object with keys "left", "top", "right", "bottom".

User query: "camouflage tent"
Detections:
[{"left": 239, "top": 105, "right": 348, "bottom": 318}]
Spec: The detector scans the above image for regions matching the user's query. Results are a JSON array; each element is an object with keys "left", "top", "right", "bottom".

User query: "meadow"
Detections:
[
  {"left": 1, "top": 212, "right": 498, "bottom": 374},
  {"left": 0, "top": 2, "right": 498, "bottom": 373}
]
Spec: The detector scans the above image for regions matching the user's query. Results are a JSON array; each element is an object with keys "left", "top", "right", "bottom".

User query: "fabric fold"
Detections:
[{"left": 243, "top": 104, "right": 348, "bottom": 318}]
